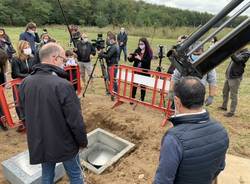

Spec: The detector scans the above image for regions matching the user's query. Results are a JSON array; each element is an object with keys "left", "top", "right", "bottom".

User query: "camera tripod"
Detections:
[
  {"left": 156, "top": 56, "right": 164, "bottom": 72},
  {"left": 82, "top": 56, "right": 110, "bottom": 97}
]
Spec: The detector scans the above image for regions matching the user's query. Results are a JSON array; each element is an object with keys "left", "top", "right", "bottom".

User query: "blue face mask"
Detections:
[{"left": 190, "top": 54, "right": 199, "bottom": 63}]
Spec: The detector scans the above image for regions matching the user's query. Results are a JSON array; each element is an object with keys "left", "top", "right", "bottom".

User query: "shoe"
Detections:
[
  {"left": 218, "top": 107, "right": 227, "bottom": 111},
  {"left": 111, "top": 96, "right": 115, "bottom": 101},
  {"left": 0, "top": 123, "right": 8, "bottom": 131},
  {"left": 16, "top": 124, "right": 26, "bottom": 133},
  {"left": 224, "top": 112, "right": 234, "bottom": 117},
  {"left": 129, "top": 102, "right": 134, "bottom": 105}
]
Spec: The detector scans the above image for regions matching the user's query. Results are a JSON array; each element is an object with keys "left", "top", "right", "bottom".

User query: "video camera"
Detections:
[
  {"left": 92, "top": 33, "right": 105, "bottom": 51},
  {"left": 158, "top": 45, "right": 165, "bottom": 59}
]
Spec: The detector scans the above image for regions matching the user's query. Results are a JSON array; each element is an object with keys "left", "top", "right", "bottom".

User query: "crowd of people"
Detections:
[{"left": 0, "top": 21, "right": 249, "bottom": 184}]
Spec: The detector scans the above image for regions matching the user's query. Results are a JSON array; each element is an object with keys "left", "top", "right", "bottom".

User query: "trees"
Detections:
[{"left": 0, "top": 0, "right": 245, "bottom": 28}]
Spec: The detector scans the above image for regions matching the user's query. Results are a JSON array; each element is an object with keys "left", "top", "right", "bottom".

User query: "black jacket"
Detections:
[
  {"left": 128, "top": 48, "right": 152, "bottom": 70},
  {"left": 11, "top": 57, "right": 34, "bottom": 79},
  {"left": 99, "top": 43, "right": 119, "bottom": 66},
  {"left": 117, "top": 32, "right": 128, "bottom": 47},
  {"left": 227, "top": 49, "right": 250, "bottom": 79},
  {"left": 19, "top": 64, "right": 88, "bottom": 164},
  {"left": 75, "top": 40, "right": 96, "bottom": 62}
]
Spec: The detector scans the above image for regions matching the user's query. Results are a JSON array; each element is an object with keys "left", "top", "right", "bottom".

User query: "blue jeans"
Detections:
[
  {"left": 41, "top": 154, "right": 84, "bottom": 184},
  {"left": 119, "top": 46, "right": 127, "bottom": 61}
]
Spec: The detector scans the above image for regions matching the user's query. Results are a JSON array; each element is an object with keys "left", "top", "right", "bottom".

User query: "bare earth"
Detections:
[{"left": 0, "top": 94, "right": 249, "bottom": 184}]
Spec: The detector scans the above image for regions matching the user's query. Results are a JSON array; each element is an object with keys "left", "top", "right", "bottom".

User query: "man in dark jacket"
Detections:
[
  {"left": 19, "top": 43, "right": 87, "bottom": 184},
  {"left": 219, "top": 48, "right": 250, "bottom": 117},
  {"left": 99, "top": 34, "right": 119, "bottom": 97},
  {"left": 19, "top": 22, "right": 40, "bottom": 55},
  {"left": 154, "top": 76, "right": 229, "bottom": 184},
  {"left": 75, "top": 33, "right": 96, "bottom": 83},
  {"left": 117, "top": 27, "right": 128, "bottom": 62}
]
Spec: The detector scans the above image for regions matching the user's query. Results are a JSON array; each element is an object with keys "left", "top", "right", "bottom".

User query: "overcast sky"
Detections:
[{"left": 142, "top": 0, "right": 250, "bottom": 16}]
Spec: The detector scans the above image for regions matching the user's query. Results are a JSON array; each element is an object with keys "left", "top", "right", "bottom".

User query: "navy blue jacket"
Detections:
[
  {"left": 154, "top": 111, "right": 229, "bottom": 184},
  {"left": 19, "top": 32, "right": 40, "bottom": 54}
]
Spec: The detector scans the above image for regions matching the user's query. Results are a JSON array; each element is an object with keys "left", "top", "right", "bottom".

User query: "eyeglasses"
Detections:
[{"left": 55, "top": 55, "right": 67, "bottom": 63}]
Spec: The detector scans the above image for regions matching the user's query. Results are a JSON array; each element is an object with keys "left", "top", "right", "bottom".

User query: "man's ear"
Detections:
[{"left": 174, "top": 96, "right": 182, "bottom": 109}]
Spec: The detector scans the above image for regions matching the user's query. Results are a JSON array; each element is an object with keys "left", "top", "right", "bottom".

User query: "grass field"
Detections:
[{"left": 3, "top": 25, "right": 250, "bottom": 158}]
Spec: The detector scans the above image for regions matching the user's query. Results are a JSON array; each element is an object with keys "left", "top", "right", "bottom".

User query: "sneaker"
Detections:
[
  {"left": 218, "top": 107, "right": 227, "bottom": 111},
  {"left": 16, "top": 124, "right": 26, "bottom": 133},
  {"left": 111, "top": 96, "right": 115, "bottom": 101},
  {"left": 224, "top": 112, "right": 234, "bottom": 117}
]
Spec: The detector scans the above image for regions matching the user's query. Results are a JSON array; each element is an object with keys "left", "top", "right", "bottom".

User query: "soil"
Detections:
[{"left": 0, "top": 94, "right": 249, "bottom": 184}]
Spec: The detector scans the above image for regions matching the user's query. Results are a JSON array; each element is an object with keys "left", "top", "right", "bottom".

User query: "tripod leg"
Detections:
[
  {"left": 82, "top": 57, "right": 98, "bottom": 97},
  {"left": 99, "top": 59, "right": 110, "bottom": 94}
]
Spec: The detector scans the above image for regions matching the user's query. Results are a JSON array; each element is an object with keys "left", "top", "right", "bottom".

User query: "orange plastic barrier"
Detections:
[
  {"left": 64, "top": 65, "right": 81, "bottom": 95},
  {"left": 109, "top": 65, "right": 174, "bottom": 126}
]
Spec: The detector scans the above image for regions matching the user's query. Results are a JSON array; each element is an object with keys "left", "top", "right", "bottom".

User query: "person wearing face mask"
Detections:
[
  {"left": 0, "top": 28, "right": 16, "bottom": 60},
  {"left": 98, "top": 34, "right": 119, "bottom": 100},
  {"left": 171, "top": 43, "right": 217, "bottom": 106},
  {"left": 154, "top": 76, "right": 229, "bottom": 184},
  {"left": 117, "top": 27, "right": 128, "bottom": 62},
  {"left": 11, "top": 41, "right": 34, "bottom": 132},
  {"left": 19, "top": 22, "right": 40, "bottom": 55},
  {"left": 128, "top": 37, "right": 153, "bottom": 102},
  {"left": 19, "top": 43, "right": 87, "bottom": 184},
  {"left": 74, "top": 33, "right": 96, "bottom": 84}
]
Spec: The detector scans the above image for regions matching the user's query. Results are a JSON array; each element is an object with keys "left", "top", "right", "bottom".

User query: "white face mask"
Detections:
[
  {"left": 139, "top": 44, "right": 145, "bottom": 50},
  {"left": 23, "top": 48, "right": 32, "bottom": 56},
  {"left": 83, "top": 38, "right": 88, "bottom": 42},
  {"left": 28, "top": 30, "right": 35, "bottom": 35},
  {"left": 43, "top": 39, "right": 48, "bottom": 43}
]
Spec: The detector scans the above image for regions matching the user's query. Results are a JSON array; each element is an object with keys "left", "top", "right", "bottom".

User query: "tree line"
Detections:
[{"left": 0, "top": 0, "right": 247, "bottom": 28}]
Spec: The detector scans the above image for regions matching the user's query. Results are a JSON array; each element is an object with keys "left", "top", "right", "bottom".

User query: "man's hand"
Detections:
[{"left": 205, "top": 96, "right": 214, "bottom": 106}]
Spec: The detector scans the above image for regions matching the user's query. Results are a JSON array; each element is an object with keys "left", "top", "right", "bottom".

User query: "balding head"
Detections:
[
  {"left": 174, "top": 76, "right": 205, "bottom": 110},
  {"left": 39, "top": 43, "right": 66, "bottom": 67}
]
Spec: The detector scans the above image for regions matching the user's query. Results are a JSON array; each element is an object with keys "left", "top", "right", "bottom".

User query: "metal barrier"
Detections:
[
  {"left": 64, "top": 65, "right": 81, "bottom": 95},
  {"left": 0, "top": 79, "right": 22, "bottom": 128},
  {"left": 109, "top": 65, "right": 174, "bottom": 126}
]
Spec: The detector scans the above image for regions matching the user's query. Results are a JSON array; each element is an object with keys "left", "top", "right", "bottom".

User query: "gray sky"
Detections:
[{"left": 142, "top": 0, "right": 250, "bottom": 16}]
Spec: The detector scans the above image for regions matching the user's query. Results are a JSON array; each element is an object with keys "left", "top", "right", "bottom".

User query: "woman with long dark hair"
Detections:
[{"left": 128, "top": 37, "right": 153, "bottom": 101}]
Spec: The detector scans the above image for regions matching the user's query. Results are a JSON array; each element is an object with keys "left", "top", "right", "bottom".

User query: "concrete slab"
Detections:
[
  {"left": 218, "top": 154, "right": 250, "bottom": 184},
  {"left": 1, "top": 151, "right": 65, "bottom": 184},
  {"left": 80, "top": 128, "right": 135, "bottom": 174}
]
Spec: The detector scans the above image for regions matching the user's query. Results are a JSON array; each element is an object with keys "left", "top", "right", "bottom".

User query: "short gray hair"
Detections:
[{"left": 39, "top": 43, "right": 62, "bottom": 63}]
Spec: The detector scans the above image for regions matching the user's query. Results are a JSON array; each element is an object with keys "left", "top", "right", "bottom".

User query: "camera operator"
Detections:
[
  {"left": 128, "top": 37, "right": 153, "bottom": 102},
  {"left": 74, "top": 33, "right": 96, "bottom": 84},
  {"left": 98, "top": 34, "right": 119, "bottom": 99}
]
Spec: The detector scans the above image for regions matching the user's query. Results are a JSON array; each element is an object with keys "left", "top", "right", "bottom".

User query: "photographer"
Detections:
[
  {"left": 98, "top": 34, "right": 119, "bottom": 98},
  {"left": 75, "top": 33, "right": 96, "bottom": 83},
  {"left": 128, "top": 37, "right": 153, "bottom": 102}
]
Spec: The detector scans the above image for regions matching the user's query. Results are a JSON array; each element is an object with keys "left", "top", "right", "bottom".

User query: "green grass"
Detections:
[{"left": 4, "top": 25, "right": 250, "bottom": 158}]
